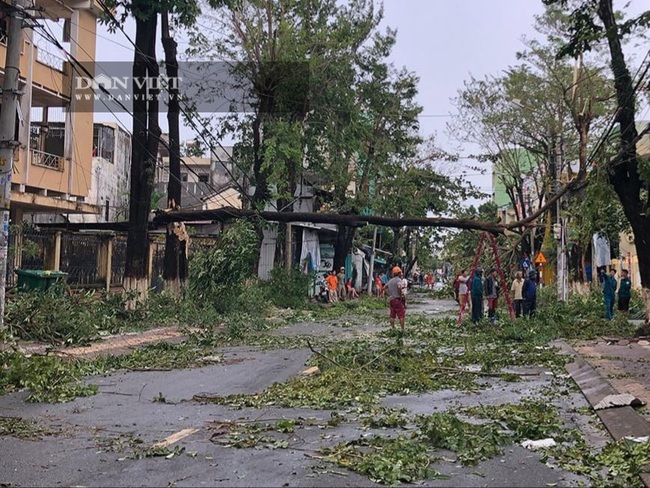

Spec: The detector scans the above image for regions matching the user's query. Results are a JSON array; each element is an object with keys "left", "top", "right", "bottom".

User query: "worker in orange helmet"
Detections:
[{"left": 386, "top": 266, "right": 407, "bottom": 334}]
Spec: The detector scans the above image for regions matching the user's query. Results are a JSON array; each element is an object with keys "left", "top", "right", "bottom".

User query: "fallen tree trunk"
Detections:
[{"left": 153, "top": 207, "right": 506, "bottom": 233}]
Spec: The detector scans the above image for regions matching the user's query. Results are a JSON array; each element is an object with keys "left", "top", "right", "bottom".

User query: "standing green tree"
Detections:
[
  {"left": 449, "top": 4, "right": 616, "bottom": 265},
  {"left": 189, "top": 0, "right": 386, "bottom": 270},
  {"left": 543, "top": 0, "right": 650, "bottom": 319}
]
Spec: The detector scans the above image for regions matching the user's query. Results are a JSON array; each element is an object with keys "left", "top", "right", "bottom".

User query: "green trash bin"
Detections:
[{"left": 15, "top": 269, "right": 68, "bottom": 292}]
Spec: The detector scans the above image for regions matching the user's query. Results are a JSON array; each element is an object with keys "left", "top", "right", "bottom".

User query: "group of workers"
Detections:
[
  {"left": 320, "top": 261, "right": 634, "bottom": 332},
  {"left": 600, "top": 268, "right": 632, "bottom": 320},
  {"left": 455, "top": 268, "right": 539, "bottom": 324}
]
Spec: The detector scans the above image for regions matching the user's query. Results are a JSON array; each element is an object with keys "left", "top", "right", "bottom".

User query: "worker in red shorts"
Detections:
[{"left": 386, "top": 266, "right": 407, "bottom": 334}]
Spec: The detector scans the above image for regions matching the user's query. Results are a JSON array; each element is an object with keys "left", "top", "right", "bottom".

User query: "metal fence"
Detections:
[
  {"left": 111, "top": 235, "right": 128, "bottom": 287},
  {"left": 5, "top": 228, "right": 223, "bottom": 291},
  {"left": 7, "top": 226, "right": 52, "bottom": 288},
  {"left": 150, "top": 239, "right": 166, "bottom": 292},
  {"left": 60, "top": 233, "right": 104, "bottom": 285}
]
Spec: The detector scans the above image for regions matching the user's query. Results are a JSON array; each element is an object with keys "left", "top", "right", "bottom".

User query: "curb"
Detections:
[{"left": 558, "top": 340, "right": 650, "bottom": 487}]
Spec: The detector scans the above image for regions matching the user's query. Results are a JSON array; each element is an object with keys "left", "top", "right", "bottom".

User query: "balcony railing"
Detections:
[
  {"left": 36, "top": 47, "right": 65, "bottom": 72},
  {"left": 30, "top": 148, "right": 64, "bottom": 171}
]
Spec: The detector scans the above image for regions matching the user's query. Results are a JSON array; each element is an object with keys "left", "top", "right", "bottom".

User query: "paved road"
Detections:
[{"left": 0, "top": 297, "right": 609, "bottom": 487}]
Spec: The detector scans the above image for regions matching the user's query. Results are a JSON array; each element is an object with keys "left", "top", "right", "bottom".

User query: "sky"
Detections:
[
  {"left": 378, "top": 0, "right": 546, "bottom": 196},
  {"left": 37, "top": 0, "right": 647, "bottom": 201}
]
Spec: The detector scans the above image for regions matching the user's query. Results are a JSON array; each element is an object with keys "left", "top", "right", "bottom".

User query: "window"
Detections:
[
  {"left": 198, "top": 174, "right": 209, "bottom": 183},
  {"left": 0, "top": 14, "right": 8, "bottom": 45},
  {"left": 30, "top": 123, "right": 65, "bottom": 155},
  {"left": 93, "top": 125, "right": 115, "bottom": 163},
  {"left": 180, "top": 173, "right": 188, "bottom": 182}
]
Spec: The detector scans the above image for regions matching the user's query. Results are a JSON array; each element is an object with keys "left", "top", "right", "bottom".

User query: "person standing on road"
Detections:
[
  {"left": 510, "top": 271, "right": 524, "bottom": 318},
  {"left": 387, "top": 266, "right": 407, "bottom": 334},
  {"left": 457, "top": 269, "right": 470, "bottom": 312},
  {"left": 470, "top": 268, "right": 484, "bottom": 324},
  {"left": 399, "top": 270, "right": 409, "bottom": 308},
  {"left": 325, "top": 270, "right": 338, "bottom": 303},
  {"left": 618, "top": 269, "right": 632, "bottom": 317},
  {"left": 484, "top": 268, "right": 500, "bottom": 324},
  {"left": 453, "top": 272, "right": 462, "bottom": 303},
  {"left": 337, "top": 267, "right": 346, "bottom": 302},
  {"left": 602, "top": 268, "right": 617, "bottom": 320},
  {"left": 375, "top": 273, "right": 384, "bottom": 298},
  {"left": 425, "top": 272, "right": 434, "bottom": 289},
  {"left": 522, "top": 270, "right": 537, "bottom": 318}
]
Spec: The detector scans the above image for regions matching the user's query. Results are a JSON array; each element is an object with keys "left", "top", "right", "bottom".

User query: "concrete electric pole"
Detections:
[
  {"left": 554, "top": 135, "right": 568, "bottom": 302},
  {"left": 0, "top": 0, "right": 26, "bottom": 327},
  {"left": 367, "top": 226, "right": 377, "bottom": 295}
]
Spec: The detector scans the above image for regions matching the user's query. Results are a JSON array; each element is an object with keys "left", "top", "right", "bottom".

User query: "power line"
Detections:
[
  {"left": 34, "top": 24, "right": 239, "bottom": 212},
  {"left": 94, "top": 0, "right": 258, "bottom": 208},
  {"left": 27, "top": 19, "right": 240, "bottom": 214}
]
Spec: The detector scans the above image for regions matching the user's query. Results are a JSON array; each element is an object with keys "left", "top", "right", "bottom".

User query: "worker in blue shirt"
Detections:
[
  {"left": 470, "top": 268, "right": 484, "bottom": 323},
  {"left": 601, "top": 268, "right": 617, "bottom": 320},
  {"left": 618, "top": 269, "right": 632, "bottom": 316},
  {"left": 522, "top": 270, "right": 538, "bottom": 318}
]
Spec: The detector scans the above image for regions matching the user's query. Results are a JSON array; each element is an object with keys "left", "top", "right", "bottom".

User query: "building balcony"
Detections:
[
  {"left": 0, "top": 41, "right": 71, "bottom": 103},
  {"left": 30, "top": 148, "right": 64, "bottom": 172}
]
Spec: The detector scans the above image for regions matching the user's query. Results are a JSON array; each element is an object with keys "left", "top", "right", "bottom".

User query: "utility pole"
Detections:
[
  {"left": 367, "top": 226, "right": 377, "bottom": 295},
  {"left": 0, "top": 0, "right": 26, "bottom": 327},
  {"left": 554, "top": 134, "right": 568, "bottom": 302}
]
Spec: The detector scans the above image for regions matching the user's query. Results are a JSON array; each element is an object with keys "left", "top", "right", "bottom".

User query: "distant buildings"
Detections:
[{"left": 154, "top": 141, "right": 239, "bottom": 211}]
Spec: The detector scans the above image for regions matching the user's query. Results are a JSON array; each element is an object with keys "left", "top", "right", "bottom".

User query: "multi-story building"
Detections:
[
  {"left": 0, "top": 0, "right": 100, "bottom": 224},
  {"left": 154, "top": 141, "right": 236, "bottom": 211},
  {"left": 71, "top": 122, "right": 131, "bottom": 223}
]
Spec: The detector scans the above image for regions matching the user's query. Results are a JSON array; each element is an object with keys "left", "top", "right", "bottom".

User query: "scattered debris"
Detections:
[
  {"left": 522, "top": 439, "right": 557, "bottom": 450},
  {"left": 301, "top": 366, "right": 320, "bottom": 376},
  {"left": 153, "top": 428, "right": 199, "bottom": 448},
  {"left": 197, "top": 355, "right": 222, "bottom": 364},
  {"left": 624, "top": 436, "right": 650, "bottom": 443},
  {"left": 594, "top": 394, "right": 645, "bottom": 410}
]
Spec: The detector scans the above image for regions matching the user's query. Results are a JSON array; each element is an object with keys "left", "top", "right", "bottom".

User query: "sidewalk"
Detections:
[
  {"left": 573, "top": 336, "right": 650, "bottom": 419},
  {"left": 561, "top": 335, "right": 650, "bottom": 487}
]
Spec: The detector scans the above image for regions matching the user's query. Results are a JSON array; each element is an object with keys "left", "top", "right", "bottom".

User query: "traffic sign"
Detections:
[{"left": 534, "top": 252, "right": 547, "bottom": 265}]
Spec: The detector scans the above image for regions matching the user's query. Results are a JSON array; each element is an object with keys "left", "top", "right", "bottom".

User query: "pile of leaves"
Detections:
[
  {"left": 4, "top": 287, "right": 223, "bottom": 346},
  {"left": 320, "top": 406, "right": 555, "bottom": 483},
  {"left": 0, "top": 351, "right": 97, "bottom": 403}
]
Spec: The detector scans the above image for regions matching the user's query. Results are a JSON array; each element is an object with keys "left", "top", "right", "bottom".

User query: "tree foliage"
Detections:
[
  {"left": 186, "top": 0, "right": 474, "bottom": 270},
  {"left": 188, "top": 220, "right": 259, "bottom": 312}
]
